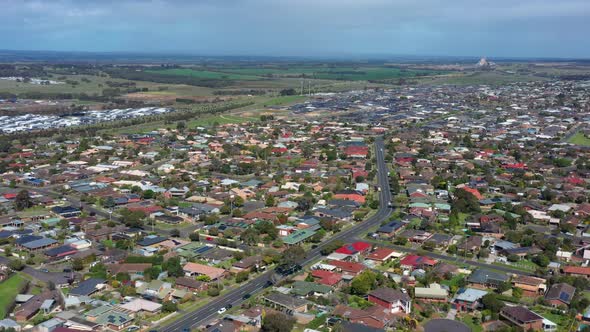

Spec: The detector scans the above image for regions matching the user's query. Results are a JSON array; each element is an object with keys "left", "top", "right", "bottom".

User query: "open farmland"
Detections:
[
  {"left": 205, "top": 65, "right": 443, "bottom": 81},
  {"left": 145, "top": 68, "right": 262, "bottom": 80}
]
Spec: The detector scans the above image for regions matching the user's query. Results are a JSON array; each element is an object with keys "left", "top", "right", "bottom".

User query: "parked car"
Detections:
[{"left": 217, "top": 307, "right": 227, "bottom": 314}]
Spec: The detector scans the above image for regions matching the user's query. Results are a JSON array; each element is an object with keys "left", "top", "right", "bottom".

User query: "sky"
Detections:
[{"left": 2, "top": 0, "right": 590, "bottom": 58}]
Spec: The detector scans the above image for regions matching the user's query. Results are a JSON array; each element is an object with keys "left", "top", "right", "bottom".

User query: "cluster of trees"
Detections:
[{"left": 451, "top": 188, "right": 481, "bottom": 213}]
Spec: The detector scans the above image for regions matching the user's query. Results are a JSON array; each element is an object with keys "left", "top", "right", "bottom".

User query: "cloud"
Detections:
[{"left": 0, "top": 0, "right": 588, "bottom": 57}]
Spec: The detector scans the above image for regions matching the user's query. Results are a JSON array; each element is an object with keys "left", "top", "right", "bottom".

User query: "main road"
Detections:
[{"left": 161, "top": 137, "right": 394, "bottom": 332}]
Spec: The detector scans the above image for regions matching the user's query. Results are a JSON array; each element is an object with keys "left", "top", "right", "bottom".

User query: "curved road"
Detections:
[{"left": 161, "top": 137, "right": 393, "bottom": 332}]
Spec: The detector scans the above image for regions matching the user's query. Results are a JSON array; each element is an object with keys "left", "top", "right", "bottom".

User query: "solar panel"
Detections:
[{"left": 559, "top": 292, "right": 570, "bottom": 302}]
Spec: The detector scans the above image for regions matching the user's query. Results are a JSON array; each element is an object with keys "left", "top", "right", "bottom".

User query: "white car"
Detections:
[{"left": 217, "top": 307, "right": 227, "bottom": 314}]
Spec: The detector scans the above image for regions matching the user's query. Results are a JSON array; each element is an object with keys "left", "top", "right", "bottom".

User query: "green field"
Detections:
[
  {"left": 145, "top": 69, "right": 262, "bottom": 81},
  {"left": 417, "top": 71, "right": 547, "bottom": 86},
  {"left": 0, "top": 273, "right": 27, "bottom": 319},
  {"left": 568, "top": 132, "right": 590, "bottom": 146},
  {"left": 228, "top": 66, "right": 441, "bottom": 81},
  {"left": 148, "top": 66, "right": 442, "bottom": 82}
]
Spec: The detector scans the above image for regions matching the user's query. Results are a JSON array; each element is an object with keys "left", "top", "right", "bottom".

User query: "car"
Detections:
[
  {"left": 264, "top": 281, "right": 273, "bottom": 288},
  {"left": 242, "top": 293, "right": 251, "bottom": 300},
  {"left": 40, "top": 268, "right": 49, "bottom": 273},
  {"left": 226, "top": 303, "right": 233, "bottom": 309},
  {"left": 126, "top": 326, "right": 140, "bottom": 332},
  {"left": 63, "top": 268, "right": 71, "bottom": 273},
  {"left": 217, "top": 307, "right": 227, "bottom": 314},
  {"left": 182, "top": 328, "right": 191, "bottom": 332}
]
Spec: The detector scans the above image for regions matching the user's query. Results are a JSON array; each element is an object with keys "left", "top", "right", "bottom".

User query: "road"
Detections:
[{"left": 161, "top": 137, "right": 394, "bottom": 332}]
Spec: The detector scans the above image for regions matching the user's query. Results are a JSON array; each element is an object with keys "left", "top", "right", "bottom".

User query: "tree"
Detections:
[
  {"left": 350, "top": 270, "right": 377, "bottom": 295},
  {"left": 532, "top": 254, "right": 550, "bottom": 267},
  {"left": 207, "top": 287, "right": 220, "bottom": 297},
  {"left": 265, "top": 195, "right": 275, "bottom": 207},
  {"left": 196, "top": 275, "right": 211, "bottom": 282},
  {"left": 119, "top": 209, "right": 146, "bottom": 227},
  {"left": 142, "top": 189, "right": 155, "bottom": 199},
  {"left": 394, "top": 237, "right": 408, "bottom": 245},
  {"left": 279, "top": 88, "right": 297, "bottom": 96},
  {"left": 14, "top": 190, "right": 32, "bottom": 211},
  {"left": 143, "top": 266, "right": 161, "bottom": 281},
  {"left": 89, "top": 262, "right": 107, "bottom": 279},
  {"left": 162, "top": 301, "right": 178, "bottom": 313},
  {"left": 497, "top": 281, "right": 512, "bottom": 293},
  {"left": 236, "top": 271, "right": 249, "bottom": 283},
  {"left": 280, "top": 246, "right": 305, "bottom": 265},
  {"left": 9, "top": 259, "right": 25, "bottom": 271},
  {"left": 241, "top": 228, "right": 260, "bottom": 245},
  {"left": 189, "top": 232, "right": 200, "bottom": 242},
  {"left": 262, "top": 311, "right": 296, "bottom": 332},
  {"left": 165, "top": 257, "right": 183, "bottom": 277},
  {"left": 507, "top": 254, "right": 520, "bottom": 262},
  {"left": 116, "top": 272, "right": 131, "bottom": 282},
  {"left": 482, "top": 293, "right": 505, "bottom": 313},
  {"left": 72, "top": 258, "right": 84, "bottom": 271}
]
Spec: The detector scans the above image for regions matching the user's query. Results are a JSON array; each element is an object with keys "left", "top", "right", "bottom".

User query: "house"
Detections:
[
  {"left": 453, "top": 288, "right": 488, "bottom": 312},
  {"left": 106, "top": 263, "right": 152, "bottom": 276},
  {"left": 327, "top": 260, "right": 365, "bottom": 276},
  {"left": 468, "top": 268, "right": 510, "bottom": 289},
  {"left": 117, "top": 298, "right": 162, "bottom": 314},
  {"left": 263, "top": 292, "right": 308, "bottom": 314},
  {"left": 290, "top": 281, "right": 333, "bottom": 297},
  {"left": 310, "top": 269, "right": 343, "bottom": 287},
  {"left": 69, "top": 278, "right": 105, "bottom": 297},
  {"left": 183, "top": 262, "right": 225, "bottom": 280},
  {"left": 368, "top": 287, "right": 411, "bottom": 314},
  {"left": 562, "top": 266, "right": 590, "bottom": 278},
  {"left": 365, "top": 248, "right": 401, "bottom": 263},
  {"left": 376, "top": 221, "right": 405, "bottom": 238},
  {"left": 51, "top": 206, "right": 82, "bottom": 218},
  {"left": 414, "top": 283, "right": 448, "bottom": 302},
  {"left": 333, "top": 304, "right": 395, "bottom": 329},
  {"left": 175, "top": 277, "right": 208, "bottom": 292},
  {"left": 545, "top": 283, "right": 575, "bottom": 308},
  {"left": 15, "top": 290, "right": 61, "bottom": 322},
  {"left": 335, "top": 242, "right": 371, "bottom": 256},
  {"left": 399, "top": 255, "right": 437, "bottom": 271},
  {"left": 92, "top": 309, "right": 132, "bottom": 331},
  {"left": 511, "top": 276, "right": 546, "bottom": 297},
  {"left": 500, "top": 306, "right": 543, "bottom": 331},
  {"left": 0, "top": 319, "right": 21, "bottom": 331}
]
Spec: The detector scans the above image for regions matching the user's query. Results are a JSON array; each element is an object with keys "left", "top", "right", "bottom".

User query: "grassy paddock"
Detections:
[
  {"left": 0, "top": 273, "right": 28, "bottom": 319},
  {"left": 568, "top": 132, "right": 590, "bottom": 146}
]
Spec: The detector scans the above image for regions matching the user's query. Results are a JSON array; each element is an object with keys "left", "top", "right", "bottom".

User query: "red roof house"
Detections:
[{"left": 335, "top": 241, "right": 371, "bottom": 255}]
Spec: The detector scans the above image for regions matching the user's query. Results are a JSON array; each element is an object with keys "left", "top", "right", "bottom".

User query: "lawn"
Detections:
[
  {"left": 459, "top": 314, "right": 483, "bottom": 332},
  {"left": 0, "top": 273, "right": 28, "bottom": 319},
  {"left": 440, "top": 274, "right": 467, "bottom": 289},
  {"left": 568, "top": 132, "right": 590, "bottom": 146},
  {"left": 493, "top": 259, "right": 538, "bottom": 272},
  {"left": 532, "top": 305, "right": 575, "bottom": 331}
]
